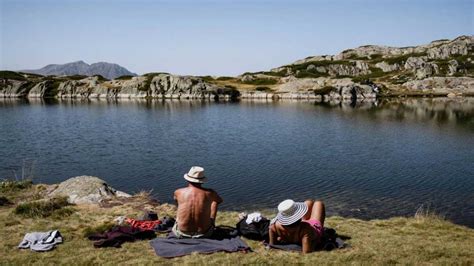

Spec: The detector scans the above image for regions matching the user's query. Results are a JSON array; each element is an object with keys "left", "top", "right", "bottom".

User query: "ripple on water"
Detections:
[{"left": 0, "top": 98, "right": 473, "bottom": 227}]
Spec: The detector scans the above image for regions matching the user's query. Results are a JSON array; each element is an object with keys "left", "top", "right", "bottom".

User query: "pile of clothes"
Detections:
[
  {"left": 88, "top": 210, "right": 176, "bottom": 248},
  {"left": 18, "top": 230, "right": 63, "bottom": 252}
]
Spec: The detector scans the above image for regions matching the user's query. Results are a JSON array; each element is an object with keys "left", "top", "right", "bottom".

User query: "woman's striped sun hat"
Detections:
[{"left": 276, "top": 199, "right": 308, "bottom": 225}]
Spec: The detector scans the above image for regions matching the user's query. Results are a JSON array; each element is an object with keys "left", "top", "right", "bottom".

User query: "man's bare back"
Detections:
[{"left": 174, "top": 183, "right": 223, "bottom": 234}]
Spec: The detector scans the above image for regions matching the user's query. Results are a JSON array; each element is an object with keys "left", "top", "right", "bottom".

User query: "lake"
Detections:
[{"left": 1, "top": 98, "right": 473, "bottom": 227}]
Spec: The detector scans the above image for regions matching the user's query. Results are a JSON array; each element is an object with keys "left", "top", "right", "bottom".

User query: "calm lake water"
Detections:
[{"left": 1, "top": 98, "right": 473, "bottom": 227}]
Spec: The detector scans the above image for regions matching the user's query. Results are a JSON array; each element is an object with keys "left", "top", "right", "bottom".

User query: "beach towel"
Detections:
[
  {"left": 88, "top": 226, "right": 156, "bottom": 248},
  {"left": 149, "top": 233, "right": 251, "bottom": 258},
  {"left": 18, "top": 230, "right": 63, "bottom": 252}
]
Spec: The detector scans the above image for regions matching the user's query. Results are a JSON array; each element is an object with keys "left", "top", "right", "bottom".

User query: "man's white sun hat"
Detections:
[{"left": 183, "top": 166, "right": 207, "bottom": 183}]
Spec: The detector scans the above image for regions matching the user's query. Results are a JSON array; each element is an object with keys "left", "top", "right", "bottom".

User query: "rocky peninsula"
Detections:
[{"left": 1, "top": 36, "right": 473, "bottom": 101}]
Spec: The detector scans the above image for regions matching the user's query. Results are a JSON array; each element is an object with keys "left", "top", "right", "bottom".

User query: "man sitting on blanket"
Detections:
[
  {"left": 269, "top": 199, "right": 326, "bottom": 253},
  {"left": 173, "top": 166, "right": 223, "bottom": 238}
]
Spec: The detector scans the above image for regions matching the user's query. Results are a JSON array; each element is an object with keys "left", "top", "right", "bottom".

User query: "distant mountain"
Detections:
[{"left": 21, "top": 61, "right": 137, "bottom": 80}]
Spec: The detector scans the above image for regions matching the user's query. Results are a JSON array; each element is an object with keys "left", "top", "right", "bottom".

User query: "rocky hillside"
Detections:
[
  {"left": 0, "top": 72, "right": 239, "bottom": 100},
  {"left": 1, "top": 36, "right": 473, "bottom": 101},
  {"left": 21, "top": 61, "right": 137, "bottom": 80},
  {"left": 235, "top": 35, "right": 473, "bottom": 97}
]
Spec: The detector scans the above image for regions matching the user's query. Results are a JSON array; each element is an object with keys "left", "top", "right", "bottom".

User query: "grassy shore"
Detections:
[{"left": 1, "top": 182, "right": 473, "bottom": 265}]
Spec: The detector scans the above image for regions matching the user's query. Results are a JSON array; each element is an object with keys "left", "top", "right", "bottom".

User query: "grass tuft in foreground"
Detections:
[
  {"left": 14, "top": 197, "right": 73, "bottom": 218},
  {"left": 0, "top": 179, "right": 33, "bottom": 193}
]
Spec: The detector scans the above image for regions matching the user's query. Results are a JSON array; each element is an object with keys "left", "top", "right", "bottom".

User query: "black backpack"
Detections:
[{"left": 236, "top": 217, "right": 270, "bottom": 241}]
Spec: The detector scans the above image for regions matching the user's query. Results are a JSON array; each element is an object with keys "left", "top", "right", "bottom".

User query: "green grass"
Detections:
[
  {"left": 240, "top": 77, "right": 278, "bottom": 85},
  {"left": 255, "top": 86, "right": 271, "bottom": 92},
  {"left": 0, "top": 179, "right": 33, "bottom": 193},
  {"left": 115, "top": 75, "right": 134, "bottom": 80},
  {"left": 374, "top": 52, "right": 428, "bottom": 65},
  {"left": 42, "top": 79, "right": 62, "bottom": 97},
  {"left": 295, "top": 71, "right": 329, "bottom": 79},
  {"left": 92, "top": 75, "right": 108, "bottom": 82},
  {"left": 82, "top": 222, "right": 117, "bottom": 238},
  {"left": 199, "top": 76, "right": 215, "bottom": 83},
  {"left": 65, "top": 75, "right": 89, "bottom": 80},
  {"left": 0, "top": 184, "right": 473, "bottom": 265},
  {"left": 287, "top": 60, "right": 353, "bottom": 72},
  {"left": 0, "top": 196, "right": 12, "bottom": 206},
  {"left": 215, "top": 76, "right": 234, "bottom": 81},
  {"left": 352, "top": 67, "right": 388, "bottom": 83},
  {"left": 0, "top": 71, "right": 27, "bottom": 81},
  {"left": 14, "top": 197, "right": 72, "bottom": 218}
]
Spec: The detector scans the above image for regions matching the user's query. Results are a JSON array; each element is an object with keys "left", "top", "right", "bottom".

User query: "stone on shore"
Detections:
[{"left": 47, "top": 175, "right": 131, "bottom": 204}]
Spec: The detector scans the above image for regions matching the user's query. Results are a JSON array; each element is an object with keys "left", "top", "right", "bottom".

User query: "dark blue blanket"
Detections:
[{"left": 150, "top": 235, "right": 251, "bottom": 258}]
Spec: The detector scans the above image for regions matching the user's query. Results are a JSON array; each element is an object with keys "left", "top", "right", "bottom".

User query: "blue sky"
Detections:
[{"left": 1, "top": 0, "right": 472, "bottom": 76}]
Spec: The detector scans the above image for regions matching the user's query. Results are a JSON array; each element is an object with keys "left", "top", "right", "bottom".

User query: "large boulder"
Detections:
[{"left": 47, "top": 176, "right": 131, "bottom": 204}]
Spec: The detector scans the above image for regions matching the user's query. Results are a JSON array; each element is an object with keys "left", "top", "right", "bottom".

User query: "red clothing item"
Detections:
[{"left": 126, "top": 218, "right": 161, "bottom": 230}]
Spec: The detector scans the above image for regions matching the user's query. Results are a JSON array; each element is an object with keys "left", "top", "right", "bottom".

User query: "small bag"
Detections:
[
  {"left": 236, "top": 217, "right": 270, "bottom": 241},
  {"left": 140, "top": 210, "right": 158, "bottom": 221}
]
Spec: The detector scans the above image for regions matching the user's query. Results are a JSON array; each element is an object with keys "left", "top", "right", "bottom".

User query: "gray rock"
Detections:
[
  {"left": 28, "top": 81, "right": 52, "bottom": 98},
  {"left": 0, "top": 79, "right": 31, "bottom": 97},
  {"left": 448, "top": 60, "right": 459, "bottom": 76},
  {"left": 402, "top": 77, "right": 474, "bottom": 93},
  {"left": 375, "top": 61, "right": 401, "bottom": 72},
  {"left": 47, "top": 176, "right": 131, "bottom": 204},
  {"left": 306, "top": 64, "right": 316, "bottom": 71},
  {"left": 150, "top": 74, "right": 219, "bottom": 98},
  {"left": 404, "top": 57, "right": 439, "bottom": 79}
]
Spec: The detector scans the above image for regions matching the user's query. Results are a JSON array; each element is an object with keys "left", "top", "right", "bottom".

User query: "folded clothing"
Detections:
[
  {"left": 125, "top": 218, "right": 161, "bottom": 231},
  {"left": 246, "top": 212, "right": 263, "bottom": 224},
  {"left": 18, "top": 230, "right": 63, "bottom": 252},
  {"left": 88, "top": 226, "right": 156, "bottom": 248},
  {"left": 150, "top": 234, "right": 251, "bottom": 258}
]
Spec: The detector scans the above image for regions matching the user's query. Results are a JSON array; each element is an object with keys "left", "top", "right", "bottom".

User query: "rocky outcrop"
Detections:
[
  {"left": 427, "top": 36, "right": 472, "bottom": 59},
  {"left": 375, "top": 61, "right": 401, "bottom": 72},
  {"left": 404, "top": 57, "right": 439, "bottom": 79},
  {"left": 2, "top": 35, "right": 472, "bottom": 100},
  {"left": 150, "top": 74, "right": 216, "bottom": 98},
  {"left": 272, "top": 77, "right": 377, "bottom": 101},
  {"left": 402, "top": 77, "right": 474, "bottom": 94},
  {"left": 0, "top": 79, "right": 32, "bottom": 97},
  {"left": 47, "top": 176, "right": 131, "bottom": 204},
  {"left": 28, "top": 81, "right": 56, "bottom": 98}
]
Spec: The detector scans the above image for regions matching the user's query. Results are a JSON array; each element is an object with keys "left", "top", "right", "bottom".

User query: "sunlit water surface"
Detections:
[{"left": 1, "top": 98, "right": 473, "bottom": 227}]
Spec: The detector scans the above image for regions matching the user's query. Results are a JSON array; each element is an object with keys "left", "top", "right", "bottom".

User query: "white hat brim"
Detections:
[
  {"left": 276, "top": 202, "right": 308, "bottom": 225},
  {"left": 184, "top": 174, "right": 207, "bottom": 184}
]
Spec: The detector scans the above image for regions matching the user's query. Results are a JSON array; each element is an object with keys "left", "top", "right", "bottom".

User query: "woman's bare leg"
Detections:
[
  {"left": 303, "top": 199, "right": 314, "bottom": 220},
  {"left": 309, "top": 200, "right": 325, "bottom": 226}
]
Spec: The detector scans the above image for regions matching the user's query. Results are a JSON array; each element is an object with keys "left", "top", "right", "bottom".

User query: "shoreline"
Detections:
[
  {"left": 1, "top": 178, "right": 473, "bottom": 264},
  {"left": 1, "top": 93, "right": 473, "bottom": 101}
]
